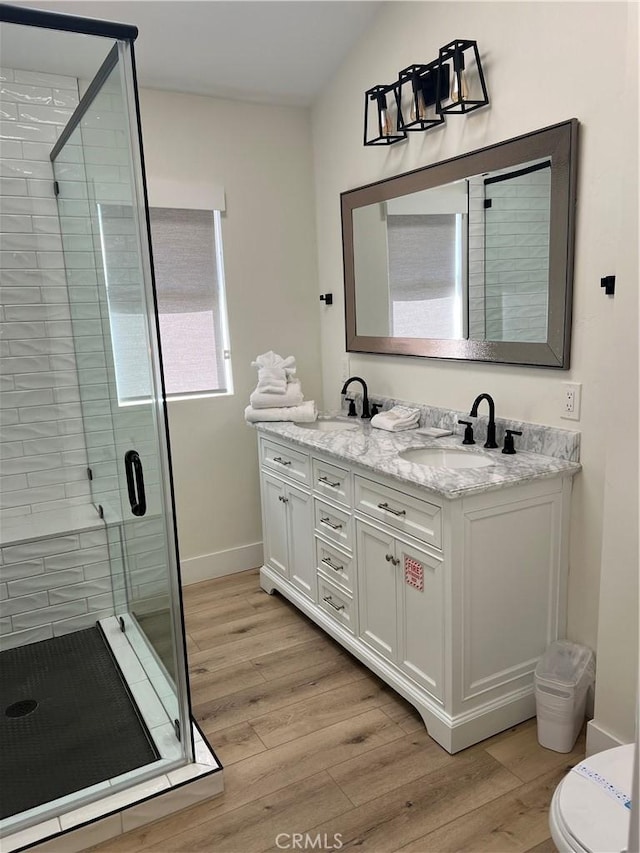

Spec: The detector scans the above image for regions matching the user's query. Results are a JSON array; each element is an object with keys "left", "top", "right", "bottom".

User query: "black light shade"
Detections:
[
  {"left": 437, "top": 39, "right": 489, "bottom": 115},
  {"left": 363, "top": 84, "right": 406, "bottom": 146},
  {"left": 397, "top": 60, "right": 449, "bottom": 132}
]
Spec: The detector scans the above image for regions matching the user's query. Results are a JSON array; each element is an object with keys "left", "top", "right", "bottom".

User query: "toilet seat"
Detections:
[{"left": 549, "top": 743, "right": 634, "bottom": 853}]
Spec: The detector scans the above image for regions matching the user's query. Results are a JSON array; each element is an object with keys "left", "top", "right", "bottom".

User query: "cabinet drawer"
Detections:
[
  {"left": 354, "top": 476, "right": 442, "bottom": 550},
  {"left": 318, "top": 575, "right": 355, "bottom": 634},
  {"left": 312, "top": 457, "right": 352, "bottom": 507},
  {"left": 315, "top": 536, "right": 353, "bottom": 593},
  {"left": 314, "top": 498, "right": 352, "bottom": 551},
  {"left": 261, "top": 439, "right": 310, "bottom": 485}
]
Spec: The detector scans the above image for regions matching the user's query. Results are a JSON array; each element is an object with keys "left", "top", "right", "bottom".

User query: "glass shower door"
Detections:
[{"left": 53, "top": 44, "right": 190, "bottom": 744}]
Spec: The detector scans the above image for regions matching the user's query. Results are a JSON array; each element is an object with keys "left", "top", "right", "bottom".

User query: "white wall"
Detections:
[
  {"left": 138, "top": 90, "right": 322, "bottom": 583},
  {"left": 312, "top": 1, "right": 637, "bottom": 739},
  {"left": 353, "top": 203, "right": 390, "bottom": 335},
  {"left": 588, "top": 1, "right": 638, "bottom": 749}
]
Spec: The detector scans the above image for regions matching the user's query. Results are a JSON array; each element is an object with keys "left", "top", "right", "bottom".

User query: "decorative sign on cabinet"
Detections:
[{"left": 257, "top": 429, "right": 575, "bottom": 753}]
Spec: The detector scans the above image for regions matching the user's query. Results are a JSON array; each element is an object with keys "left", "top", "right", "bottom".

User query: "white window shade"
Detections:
[
  {"left": 387, "top": 213, "right": 462, "bottom": 339},
  {"left": 149, "top": 207, "right": 232, "bottom": 397}
]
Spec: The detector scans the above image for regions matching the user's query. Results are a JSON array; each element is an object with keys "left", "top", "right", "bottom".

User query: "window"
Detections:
[
  {"left": 387, "top": 213, "right": 466, "bottom": 339},
  {"left": 148, "top": 207, "right": 233, "bottom": 398}
]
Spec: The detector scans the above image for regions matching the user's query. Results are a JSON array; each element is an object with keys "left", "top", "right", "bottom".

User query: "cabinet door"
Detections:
[
  {"left": 262, "top": 472, "right": 289, "bottom": 577},
  {"left": 396, "top": 540, "right": 444, "bottom": 700},
  {"left": 287, "top": 483, "right": 315, "bottom": 601},
  {"left": 356, "top": 521, "right": 397, "bottom": 660}
]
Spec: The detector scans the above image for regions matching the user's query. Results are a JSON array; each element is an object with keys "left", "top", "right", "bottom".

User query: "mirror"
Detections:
[{"left": 342, "top": 119, "right": 578, "bottom": 368}]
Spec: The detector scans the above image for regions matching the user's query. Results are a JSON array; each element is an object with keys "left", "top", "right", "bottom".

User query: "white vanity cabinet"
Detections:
[
  {"left": 258, "top": 433, "right": 573, "bottom": 753},
  {"left": 311, "top": 457, "right": 357, "bottom": 632},
  {"left": 260, "top": 461, "right": 315, "bottom": 602},
  {"left": 356, "top": 519, "right": 444, "bottom": 700}
]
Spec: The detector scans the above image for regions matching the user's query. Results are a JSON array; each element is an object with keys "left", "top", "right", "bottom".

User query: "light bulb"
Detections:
[
  {"left": 377, "top": 93, "right": 393, "bottom": 136},
  {"left": 410, "top": 90, "right": 428, "bottom": 122},
  {"left": 380, "top": 107, "right": 393, "bottom": 136},
  {"left": 409, "top": 72, "right": 428, "bottom": 122},
  {"left": 451, "top": 69, "right": 469, "bottom": 102},
  {"left": 451, "top": 47, "right": 469, "bottom": 103}
]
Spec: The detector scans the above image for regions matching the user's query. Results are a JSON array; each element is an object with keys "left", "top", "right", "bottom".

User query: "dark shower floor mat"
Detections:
[{"left": 0, "top": 626, "right": 160, "bottom": 820}]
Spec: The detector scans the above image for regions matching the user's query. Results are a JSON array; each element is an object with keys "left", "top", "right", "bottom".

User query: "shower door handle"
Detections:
[{"left": 124, "top": 450, "right": 147, "bottom": 517}]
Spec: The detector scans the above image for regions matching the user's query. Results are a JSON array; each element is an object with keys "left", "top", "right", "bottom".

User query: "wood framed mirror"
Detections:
[{"left": 341, "top": 119, "right": 578, "bottom": 368}]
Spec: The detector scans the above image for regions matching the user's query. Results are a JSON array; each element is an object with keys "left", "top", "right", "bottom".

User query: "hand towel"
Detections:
[
  {"left": 250, "top": 379, "right": 304, "bottom": 409},
  {"left": 371, "top": 405, "right": 420, "bottom": 432},
  {"left": 244, "top": 400, "right": 317, "bottom": 424}
]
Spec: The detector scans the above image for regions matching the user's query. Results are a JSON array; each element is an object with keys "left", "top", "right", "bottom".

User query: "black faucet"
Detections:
[
  {"left": 469, "top": 393, "right": 498, "bottom": 448},
  {"left": 341, "top": 376, "right": 371, "bottom": 419}
]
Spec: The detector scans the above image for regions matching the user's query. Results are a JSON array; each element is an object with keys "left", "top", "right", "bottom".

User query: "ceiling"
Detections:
[{"left": 5, "top": 1, "right": 383, "bottom": 106}]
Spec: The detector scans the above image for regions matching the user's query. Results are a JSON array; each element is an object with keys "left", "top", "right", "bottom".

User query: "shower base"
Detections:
[{"left": 0, "top": 626, "right": 159, "bottom": 820}]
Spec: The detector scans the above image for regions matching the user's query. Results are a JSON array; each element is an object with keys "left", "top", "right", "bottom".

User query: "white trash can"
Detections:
[{"left": 535, "top": 640, "right": 595, "bottom": 753}]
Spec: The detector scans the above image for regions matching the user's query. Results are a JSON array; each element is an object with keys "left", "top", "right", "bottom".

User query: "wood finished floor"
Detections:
[{"left": 93, "top": 569, "right": 585, "bottom": 853}]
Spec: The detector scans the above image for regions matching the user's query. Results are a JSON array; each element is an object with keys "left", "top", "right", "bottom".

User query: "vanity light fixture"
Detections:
[
  {"left": 363, "top": 41, "right": 489, "bottom": 146},
  {"left": 397, "top": 60, "right": 449, "bottom": 132},
  {"left": 437, "top": 39, "right": 489, "bottom": 115},
  {"left": 363, "top": 83, "right": 406, "bottom": 146}
]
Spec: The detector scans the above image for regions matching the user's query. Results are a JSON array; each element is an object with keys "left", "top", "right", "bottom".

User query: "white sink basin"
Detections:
[
  {"left": 399, "top": 447, "right": 494, "bottom": 469},
  {"left": 296, "top": 419, "right": 359, "bottom": 432}
]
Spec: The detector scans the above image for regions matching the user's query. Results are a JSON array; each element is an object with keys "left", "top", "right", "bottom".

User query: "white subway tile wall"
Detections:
[
  {"left": 1, "top": 65, "right": 170, "bottom": 646},
  {"left": 467, "top": 175, "right": 487, "bottom": 340},
  {"left": 0, "top": 528, "right": 117, "bottom": 650},
  {"left": 0, "top": 68, "right": 91, "bottom": 517},
  {"left": 468, "top": 166, "right": 551, "bottom": 343},
  {"left": 0, "top": 69, "right": 118, "bottom": 646}
]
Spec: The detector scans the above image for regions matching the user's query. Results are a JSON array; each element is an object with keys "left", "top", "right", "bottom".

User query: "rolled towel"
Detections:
[
  {"left": 371, "top": 405, "right": 420, "bottom": 432},
  {"left": 245, "top": 400, "right": 317, "bottom": 424},
  {"left": 250, "top": 379, "right": 304, "bottom": 409},
  {"left": 251, "top": 351, "right": 297, "bottom": 378}
]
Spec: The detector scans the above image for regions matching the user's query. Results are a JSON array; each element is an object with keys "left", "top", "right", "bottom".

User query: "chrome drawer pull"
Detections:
[
  {"left": 321, "top": 556, "right": 344, "bottom": 573},
  {"left": 323, "top": 595, "right": 345, "bottom": 612},
  {"left": 273, "top": 456, "right": 292, "bottom": 466},
  {"left": 318, "top": 475, "right": 340, "bottom": 488},
  {"left": 320, "top": 516, "right": 343, "bottom": 530},
  {"left": 377, "top": 501, "right": 406, "bottom": 517}
]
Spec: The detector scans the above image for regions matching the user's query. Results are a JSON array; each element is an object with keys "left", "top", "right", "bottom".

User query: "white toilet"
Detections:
[{"left": 549, "top": 743, "right": 635, "bottom": 852}]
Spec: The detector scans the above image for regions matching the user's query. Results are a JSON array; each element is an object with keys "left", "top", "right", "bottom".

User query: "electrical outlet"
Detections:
[{"left": 561, "top": 382, "right": 582, "bottom": 421}]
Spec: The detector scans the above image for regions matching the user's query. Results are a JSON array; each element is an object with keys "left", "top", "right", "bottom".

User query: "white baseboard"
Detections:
[
  {"left": 586, "top": 719, "right": 627, "bottom": 756},
  {"left": 180, "top": 542, "right": 263, "bottom": 585}
]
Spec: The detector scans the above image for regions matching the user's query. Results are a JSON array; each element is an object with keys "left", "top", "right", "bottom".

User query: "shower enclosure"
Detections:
[{"left": 0, "top": 5, "right": 217, "bottom": 848}]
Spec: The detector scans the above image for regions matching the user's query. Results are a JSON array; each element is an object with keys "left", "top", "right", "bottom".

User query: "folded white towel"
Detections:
[
  {"left": 371, "top": 417, "right": 419, "bottom": 432},
  {"left": 251, "top": 351, "right": 297, "bottom": 378},
  {"left": 250, "top": 379, "right": 304, "bottom": 409},
  {"left": 256, "top": 366, "right": 287, "bottom": 394},
  {"left": 258, "top": 382, "right": 288, "bottom": 395},
  {"left": 371, "top": 405, "right": 420, "bottom": 432},
  {"left": 245, "top": 400, "right": 317, "bottom": 424}
]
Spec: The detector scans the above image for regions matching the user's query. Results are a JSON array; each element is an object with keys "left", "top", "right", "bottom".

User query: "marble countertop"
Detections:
[{"left": 255, "top": 418, "right": 581, "bottom": 500}]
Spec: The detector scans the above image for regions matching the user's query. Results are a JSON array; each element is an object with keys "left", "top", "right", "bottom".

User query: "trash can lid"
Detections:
[{"left": 535, "top": 640, "right": 595, "bottom": 687}]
